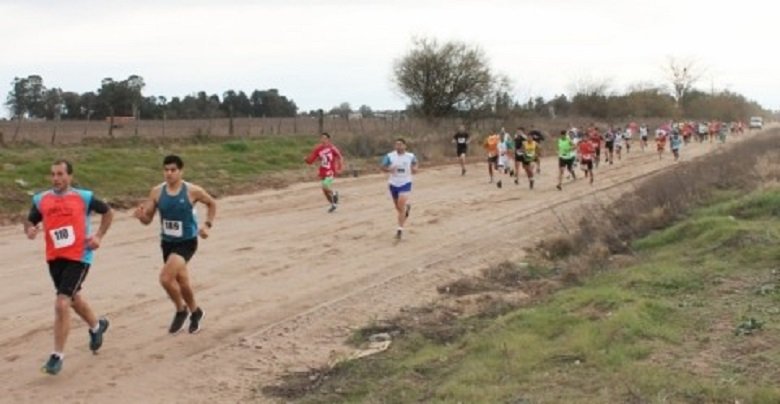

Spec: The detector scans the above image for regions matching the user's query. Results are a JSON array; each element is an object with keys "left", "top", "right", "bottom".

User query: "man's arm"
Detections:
[
  {"left": 191, "top": 184, "right": 216, "bottom": 239},
  {"left": 133, "top": 187, "right": 159, "bottom": 225},
  {"left": 87, "top": 197, "right": 113, "bottom": 249},
  {"left": 23, "top": 204, "right": 42, "bottom": 240},
  {"left": 380, "top": 154, "right": 393, "bottom": 173}
]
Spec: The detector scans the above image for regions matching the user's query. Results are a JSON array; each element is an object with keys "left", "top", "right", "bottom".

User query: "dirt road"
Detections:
[{"left": 0, "top": 136, "right": 748, "bottom": 403}]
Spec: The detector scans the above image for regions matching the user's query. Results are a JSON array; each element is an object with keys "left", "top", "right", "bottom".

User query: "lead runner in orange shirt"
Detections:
[{"left": 24, "top": 159, "right": 114, "bottom": 375}]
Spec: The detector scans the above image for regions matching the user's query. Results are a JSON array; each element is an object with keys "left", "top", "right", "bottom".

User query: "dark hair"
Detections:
[
  {"left": 321, "top": 132, "right": 331, "bottom": 138},
  {"left": 52, "top": 159, "right": 73, "bottom": 174},
  {"left": 163, "top": 155, "right": 184, "bottom": 169},
  {"left": 560, "top": 130, "right": 567, "bottom": 135},
  {"left": 396, "top": 138, "right": 407, "bottom": 145}
]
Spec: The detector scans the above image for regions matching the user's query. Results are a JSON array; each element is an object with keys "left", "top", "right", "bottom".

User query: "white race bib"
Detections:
[
  {"left": 162, "top": 220, "right": 183, "bottom": 238},
  {"left": 49, "top": 226, "right": 75, "bottom": 249}
]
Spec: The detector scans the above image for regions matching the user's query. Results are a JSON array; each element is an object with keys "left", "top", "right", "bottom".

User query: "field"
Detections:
[{"left": 0, "top": 128, "right": 771, "bottom": 403}]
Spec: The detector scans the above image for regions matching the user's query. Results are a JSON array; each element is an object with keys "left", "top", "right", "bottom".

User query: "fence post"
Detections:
[{"left": 317, "top": 109, "right": 324, "bottom": 134}]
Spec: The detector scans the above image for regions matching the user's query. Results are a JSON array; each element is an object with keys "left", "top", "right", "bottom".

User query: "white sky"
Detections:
[{"left": 0, "top": 0, "right": 777, "bottom": 116}]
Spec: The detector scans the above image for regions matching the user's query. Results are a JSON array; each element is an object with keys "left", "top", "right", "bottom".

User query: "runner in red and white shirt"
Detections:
[
  {"left": 305, "top": 132, "right": 344, "bottom": 213},
  {"left": 578, "top": 137, "right": 596, "bottom": 185}
]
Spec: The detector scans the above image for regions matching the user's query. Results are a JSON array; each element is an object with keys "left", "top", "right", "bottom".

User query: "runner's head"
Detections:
[
  {"left": 320, "top": 132, "right": 331, "bottom": 145},
  {"left": 457, "top": 124, "right": 466, "bottom": 133},
  {"left": 50, "top": 159, "right": 73, "bottom": 193},
  {"left": 559, "top": 130, "right": 567, "bottom": 138},
  {"left": 395, "top": 138, "right": 407, "bottom": 153},
  {"left": 163, "top": 155, "right": 184, "bottom": 185}
]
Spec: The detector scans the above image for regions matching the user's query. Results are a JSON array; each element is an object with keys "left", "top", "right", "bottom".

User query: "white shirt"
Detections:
[{"left": 382, "top": 151, "right": 417, "bottom": 187}]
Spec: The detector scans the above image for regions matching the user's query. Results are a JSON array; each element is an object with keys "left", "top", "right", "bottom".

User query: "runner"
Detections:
[
  {"left": 556, "top": 130, "right": 577, "bottom": 191},
  {"left": 24, "top": 159, "right": 113, "bottom": 375},
  {"left": 304, "top": 132, "right": 344, "bottom": 213},
  {"left": 577, "top": 135, "right": 596, "bottom": 185},
  {"left": 513, "top": 128, "right": 527, "bottom": 185},
  {"left": 381, "top": 138, "right": 418, "bottom": 240},
  {"left": 133, "top": 155, "right": 217, "bottom": 335},
  {"left": 655, "top": 128, "right": 667, "bottom": 160},
  {"left": 623, "top": 125, "right": 632, "bottom": 154},
  {"left": 483, "top": 131, "right": 501, "bottom": 185},
  {"left": 603, "top": 127, "right": 615, "bottom": 165},
  {"left": 495, "top": 131, "right": 510, "bottom": 188},
  {"left": 589, "top": 126, "right": 603, "bottom": 167},
  {"left": 528, "top": 127, "right": 545, "bottom": 174},
  {"left": 613, "top": 127, "right": 624, "bottom": 161},
  {"left": 718, "top": 122, "right": 728, "bottom": 143},
  {"left": 452, "top": 125, "right": 470, "bottom": 176},
  {"left": 639, "top": 123, "right": 649, "bottom": 151},
  {"left": 669, "top": 130, "right": 683, "bottom": 161},
  {"left": 517, "top": 134, "right": 539, "bottom": 189}
]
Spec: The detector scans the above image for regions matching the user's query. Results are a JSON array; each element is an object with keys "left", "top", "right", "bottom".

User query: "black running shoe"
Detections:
[
  {"left": 405, "top": 204, "right": 411, "bottom": 218},
  {"left": 189, "top": 307, "right": 204, "bottom": 334},
  {"left": 395, "top": 229, "right": 402, "bottom": 240},
  {"left": 41, "top": 354, "right": 63, "bottom": 375},
  {"left": 496, "top": 180, "right": 502, "bottom": 189},
  {"left": 328, "top": 204, "right": 337, "bottom": 213},
  {"left": 89, "top": 317, "right": 109, "bottom": 352},
  {"left": 530, "top": 180, "right": 534, "bottom": 190},
  {"left": 332, "top": 191, "right": 339, "bottom": 205},
  {"left": 556, "top": 184, "right": 562, "bottom": 191},
  {"left": 514, "top": 178, "right": 519, "bottom": 185},
  {"left": 169, "top": 309, "right": 189, "bottom": 334}
]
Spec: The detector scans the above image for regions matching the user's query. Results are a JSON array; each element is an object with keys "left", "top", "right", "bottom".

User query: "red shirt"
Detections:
[
  {"left": 33, "top": 189, "right": 93, "bottom": 263},
  {"left": 578, "top": 140, "right": 595, "bottom": 161},
  {"left": 589, "top": 132, "right": 602, "bottom": 147},
  {"left": 305, "top": 144, "right": 343, "bottom": 179}
]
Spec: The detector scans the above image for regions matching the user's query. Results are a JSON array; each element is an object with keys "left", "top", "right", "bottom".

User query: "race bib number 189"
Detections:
[
  {"left": 49, "top": 226, "right": 76, "bottom": 249},
  {"left": 162, "top": 220, "right": 183, "bottom": 238}
]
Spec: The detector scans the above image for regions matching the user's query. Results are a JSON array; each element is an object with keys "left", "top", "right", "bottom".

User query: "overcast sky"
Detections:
[{"left": 0, "top": 0, "right": 776, "bottom": 116}]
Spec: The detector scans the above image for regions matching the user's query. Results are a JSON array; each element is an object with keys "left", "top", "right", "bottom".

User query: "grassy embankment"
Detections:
[{"left": 0, "top": 136, "right": 320, "bottom": 219}]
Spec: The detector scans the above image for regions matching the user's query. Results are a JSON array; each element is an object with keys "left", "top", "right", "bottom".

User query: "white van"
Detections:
[{"left": 749, "top": 116, "right": 763, "bottom": 129}]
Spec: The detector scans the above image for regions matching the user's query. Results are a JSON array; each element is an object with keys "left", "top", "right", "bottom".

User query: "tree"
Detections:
[
  {"left": 393, "top": 37, "right": 495, "bottom": 118},
  {"left": 358, "top": 104, "right": 374, "bottom": 118},
  {"left": 329, "top": 102, "right": 352, "bottom": 118},
  {"left": 6, "top": 75, "right": 47, "bottom": 119},
  {"left": 665, "top": 57, "right": 703, "bottom": 110}
]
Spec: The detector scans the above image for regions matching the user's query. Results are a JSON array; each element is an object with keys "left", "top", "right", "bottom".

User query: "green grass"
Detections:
[
  {"left": 0, "top": 135, "right": 318, "bottom": 216},
  {"left": 285, "top": 190, "right": 780, "bottom": 403}
]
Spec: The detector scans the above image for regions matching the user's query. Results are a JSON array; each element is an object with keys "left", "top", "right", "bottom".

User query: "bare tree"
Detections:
[
  {"left": 393, "top": 37, "right": 495, "bottom": 118},
  {"left": 665, "top": 56, "right": 704, "bottom": 109}
]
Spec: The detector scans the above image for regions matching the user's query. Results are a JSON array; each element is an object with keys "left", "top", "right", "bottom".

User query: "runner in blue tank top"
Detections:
[{"left": 133, "top": 155, "right": 217, "bottom": 335}]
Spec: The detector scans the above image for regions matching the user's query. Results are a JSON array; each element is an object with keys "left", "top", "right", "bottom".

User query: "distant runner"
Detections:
[
  {"left": 556, "top": 130, "right": 577, "bottom": 191},
  {"left": 639, "top": 124, "right": 649, "bottom": 151},
  {"left": 381, "top": 138, "right": 418, "bottom": 240},
  {"left": 578, "top": 135, "right": 596, "bottom": 185},
  {"left": 452, "top": 125, "right": 470, "bottom": 176},
  {"left": 528, "top": 127, "right": 545, "bottom": 174},
  {"left": 669, "top": 130, "right": 683, "bottom": 161},
  {"left": 305, "top": 132, "right": 344, "bottom": 213},
  {"left": 25, "top": 159, "right": 113, "bottom": 375},
  {"left": 483, "top": 132, "right": 501, "bottom": 185},
  {"left": 655, "top": 128, "right": 667, "bottom": 160},
  {"left": 517, "top": 135, "right": 539, "bottom": 189}
]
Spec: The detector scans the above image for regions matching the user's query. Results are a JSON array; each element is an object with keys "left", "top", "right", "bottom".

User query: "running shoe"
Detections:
[
  {"left": 496, "top": 180, "right": 502, "bottom": 189},
  {"left": 41, "top": 354, "right": 63, "bottom": 375},
  {"left": 514, "top": 178, "right": 519, "bottom": 185},
  {"left": 89, "top": 317, "right": 110, "bottom": 352},
  {"left": 328, "top": 204, "right": 337, "bottom": 213},
  {"left": 395, "top": 229, "right": 402, "bottom": 240},
  {"left": 405, "top": 204, "right": 411, "bottom": 218},
  {"left": 332, "top": 191, "right": 339, "bottom": 205},
  {"left": 530, "top": 179, "right": 535, "bottom": 190},
  {"left": 189, "top": 307, "right": 204, "bottom": 334},
  {"left": 556, "top": 184, "right": 562, "bottom": 191},
  {"left": 169, "top": 309, "right": 189, "bottom": 334},
  {"left": 461, "top": 168, "right": 466, "bottom": 176}
]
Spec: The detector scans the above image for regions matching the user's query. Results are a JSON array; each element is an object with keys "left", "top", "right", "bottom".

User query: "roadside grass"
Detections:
[
  {"left": 267, "top": 190, "right": 780, "bottom": 403},
  {"left": 0, "top": 135, "right": 319, "bottom": 219}
]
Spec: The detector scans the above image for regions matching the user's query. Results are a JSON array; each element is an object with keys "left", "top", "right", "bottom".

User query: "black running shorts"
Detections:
[
  {"left": 581, "top": 159, "right": 594, "bottom": 171},
  {"left": 456, "top": 144, "right": 468, "bottom": 156},
  {"left": 487, "top": 155, "right": 498, "bottom": 164},
  {"left": 559, "top": 157, "right": 575, "bottom": 169},
  {"left": 161, "top": 238, "right": 198, "bottom": 263},
  {"left": 48, "top": 259, "right": 90, "bottom": 297}
]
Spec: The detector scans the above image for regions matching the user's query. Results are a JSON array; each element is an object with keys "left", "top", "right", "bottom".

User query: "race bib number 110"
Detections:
[{"left": 49, "top": 226, "right": 76, "bottom": 249}]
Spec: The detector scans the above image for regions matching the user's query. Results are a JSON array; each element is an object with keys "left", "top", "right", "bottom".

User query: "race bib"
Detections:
[
  {"left": 396, "top": 167, "right": 406, "bottom": 174},
  {"left": 49, "top": 226, "right": 75, "bottom": 249},
  {"left": 457, "top": 138, "right": 466, "bottom": 144},
  {"left": 162, "top": 220, "right": 183, "bottom": 238}
]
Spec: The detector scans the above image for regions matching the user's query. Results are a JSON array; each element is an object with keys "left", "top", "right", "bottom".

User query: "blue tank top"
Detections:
[{"left": 158, "top": 182, "right": 198, "bottom": 242}]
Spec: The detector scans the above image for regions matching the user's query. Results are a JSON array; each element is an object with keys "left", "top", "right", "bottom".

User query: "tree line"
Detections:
[
  {"left": 393, "top": 38, "right": 770, "bottom": 122},
  {"left": 5, "top": 75, "right": 298, "bottom": 121}
]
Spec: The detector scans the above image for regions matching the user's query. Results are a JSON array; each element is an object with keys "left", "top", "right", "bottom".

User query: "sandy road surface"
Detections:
[{"left": 0, "top": 135, "right": 750, "bottom": 403}]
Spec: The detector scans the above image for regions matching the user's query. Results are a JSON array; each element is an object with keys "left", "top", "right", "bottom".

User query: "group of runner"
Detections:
[{"left": 26, "top": 156, "right": 216, "bottom": 375}]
